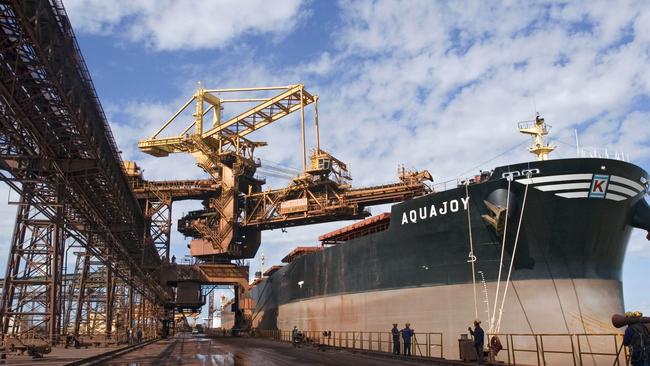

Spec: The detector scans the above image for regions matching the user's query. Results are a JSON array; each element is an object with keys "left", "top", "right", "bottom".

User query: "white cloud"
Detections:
[
  {"left": 63, "top": 0, "right": 306, "bottom": 51},
  {"left": 62, "top": 0, "right": 139, "bottom": 34},
  {"left": 301, "top": 52, "right": 338, "bottom": 76}
]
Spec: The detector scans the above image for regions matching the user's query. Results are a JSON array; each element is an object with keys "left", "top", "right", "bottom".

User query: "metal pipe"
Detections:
[
  {"left": 219, "top": 98, "right": 272, "bottom": 103},
  {"left": 140, "top": 295, "right": 146, "bottom": 331},
  {"left": 51, "top": 186, "right": 66, "bottom": 344},
  {"left": 300, "top": 87, "right": 307, "bottom": 173},
  {"left": 314, "top": 96, "right": 320, "bottom": 153},
  {"left": 151, "top": 97, "right": 195, "bottom": 138},
  {"left": 180, "top": 104, "right": 219, "bottom": 136},
  {"left": 195, "top": 93, "right": 204, "bottom": 135},
  {"left": 205, "top": 85, "right": 293, "bottom": 93},
  {"left": 106, "top": 267, "right": 114, "bottom": 339},
  {"left": 128, "top": 284, "right": 134, "bottom": 330}
]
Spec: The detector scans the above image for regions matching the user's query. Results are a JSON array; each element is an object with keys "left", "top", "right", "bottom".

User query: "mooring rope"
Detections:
[
  {"left": 489, "top": 175, "right": 512, "bottom": 333},
  {"left": 495, "top": 174, "right": 530, "bottom": 333},
  {"left": 465, "top": 182, "right": 478, "bottom": 321}
]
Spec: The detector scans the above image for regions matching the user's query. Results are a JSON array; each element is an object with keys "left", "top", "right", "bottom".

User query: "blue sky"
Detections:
[{"left": 1, "top": 0, "right": 649, "bottom": 322}]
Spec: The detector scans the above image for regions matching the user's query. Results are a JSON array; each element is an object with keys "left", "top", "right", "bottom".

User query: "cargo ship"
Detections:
[{"left": 244, "top": 116, "right": 650, "bottom": 359}]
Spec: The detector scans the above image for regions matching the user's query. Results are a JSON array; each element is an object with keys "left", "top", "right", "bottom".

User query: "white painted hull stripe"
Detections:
[
  {"left": 535, "top": 183, "right": 591, "bottom": 191},
  {"left": 553, "top": 191, "right": 629, "bottom": 200},
  {"left": 516, "top": 174, "right": 593, "bottom": 185},
  {"left": 608, "top": 184, "right": 638, "bottom": 197},
  {"left": 555, "top": 192, "right": 589, "bottom": 198},
  {"left": 610, "top": 175, "right": 644, "bottom": 192},
  {"left": 605, "top": 192, "right": 627, "bottom": 201}
]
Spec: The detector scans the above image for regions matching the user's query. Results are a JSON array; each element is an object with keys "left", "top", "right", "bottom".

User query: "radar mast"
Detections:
[{"left": 518, "top": 113, "right": 556, "bottom": 160}]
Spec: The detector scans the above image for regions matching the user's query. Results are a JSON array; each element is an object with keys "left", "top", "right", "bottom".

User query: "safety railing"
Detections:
[
  {"left": 488, "top": 333, "right": 628, "bottom": 366},
  {"left": 257, "top": 330, "right": 443, "bottom": 359},
  {"left": 576, "top": 333, "right": 628, "bottom": 366},
  {"left": 578, "top": 147, "right": 629, "bottom": 162},
  {"left": 257, "top": 330, "right": 628, "bottom": 365}
]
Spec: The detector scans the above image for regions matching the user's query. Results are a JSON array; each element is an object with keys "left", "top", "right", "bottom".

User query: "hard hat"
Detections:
[{"left": 626, "top": 311, "right": 644, "bottom": 317}]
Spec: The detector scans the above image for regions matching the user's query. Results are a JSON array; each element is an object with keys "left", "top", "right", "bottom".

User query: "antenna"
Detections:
[{"left": 574, "top": 129, "right": 580, "bottom": 158}]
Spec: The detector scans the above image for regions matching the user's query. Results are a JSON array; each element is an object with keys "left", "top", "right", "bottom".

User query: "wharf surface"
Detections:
[
  {"left": 93, "top": 333, "right": 468, "bottom": 365},
  {"left": 1, "top": 333, "right": 477, "bottom": 365},
  {"left": 0, "top": 340, "right": 150, "bottom": 366}
]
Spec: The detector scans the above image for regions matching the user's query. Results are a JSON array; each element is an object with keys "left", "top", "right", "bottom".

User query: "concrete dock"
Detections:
[{"left": 96, "top": 333, "right": 465, "bottom": 366}]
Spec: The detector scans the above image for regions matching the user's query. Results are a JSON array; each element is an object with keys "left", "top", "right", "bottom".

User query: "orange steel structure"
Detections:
[{"left": 138, "top": 84, "right": 433, "bottom": 261}]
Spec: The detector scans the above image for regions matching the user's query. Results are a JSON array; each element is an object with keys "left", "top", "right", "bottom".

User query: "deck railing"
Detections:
[
  {"left": 486, "top": 333, "right": 628, "bottom": 366},
  {"left": 257, "top": 330, "right": 628, "bottom": 365}
]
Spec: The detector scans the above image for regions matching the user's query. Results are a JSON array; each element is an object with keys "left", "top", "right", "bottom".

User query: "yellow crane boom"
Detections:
[{"left": 138, "top": 84, "right": 431, "bottom": 260}]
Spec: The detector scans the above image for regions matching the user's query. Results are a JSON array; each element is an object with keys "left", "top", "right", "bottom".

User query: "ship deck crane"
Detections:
[{"left": 138, "top": 84, "right": 432, "bottom": 260}]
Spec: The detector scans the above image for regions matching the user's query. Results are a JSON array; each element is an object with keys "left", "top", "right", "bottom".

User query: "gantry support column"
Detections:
[
  {"left": 128, "top": 284, "right": 135, "bottom": 333},
  {"left": 63, "top": 252, "right": 84, "bottom": 337},
  {"left": 111, "top": 279, "right": 128, "bottom": 344},
  {"left": 208, "top": 292, "right": 214, "bottom": 329},
  {"left": 73, "top": 252, "right": 90, "bottom": 336},
  {"left": 71, "top": 251, "right": 115, "bottom": 338},
  {"left": 51, "top": 187, "right": 65, "bottom": 342},
  {"left": 140, "top": 294, "right": 146, "bottom": 337},
  {"left": 144, "top": 197, "right": 172, "bottom": 263},
  {"left": 105, "top": 268, "right": 114, "bottom": 340},
  {"left": 0, "top": 185, "right": 66, "bottom": 346}
]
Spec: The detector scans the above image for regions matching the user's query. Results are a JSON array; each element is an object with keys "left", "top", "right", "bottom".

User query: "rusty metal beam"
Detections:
[{"left": 0, "top": 0, "right": 170, "bottom": 345}]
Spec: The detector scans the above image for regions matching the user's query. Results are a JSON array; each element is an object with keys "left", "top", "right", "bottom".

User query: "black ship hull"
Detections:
[{"left": 246, "top": 158, "right": 650, "bottom": 360}]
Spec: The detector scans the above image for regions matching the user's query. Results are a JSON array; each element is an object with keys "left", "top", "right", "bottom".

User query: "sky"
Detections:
[{"left": 1, "top": 0, "right": 649, "bottom": 320}]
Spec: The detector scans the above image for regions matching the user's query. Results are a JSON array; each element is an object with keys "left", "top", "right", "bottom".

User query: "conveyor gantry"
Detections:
[{"left": 0, "top": 0, "right": 170, "bottom": 346}]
